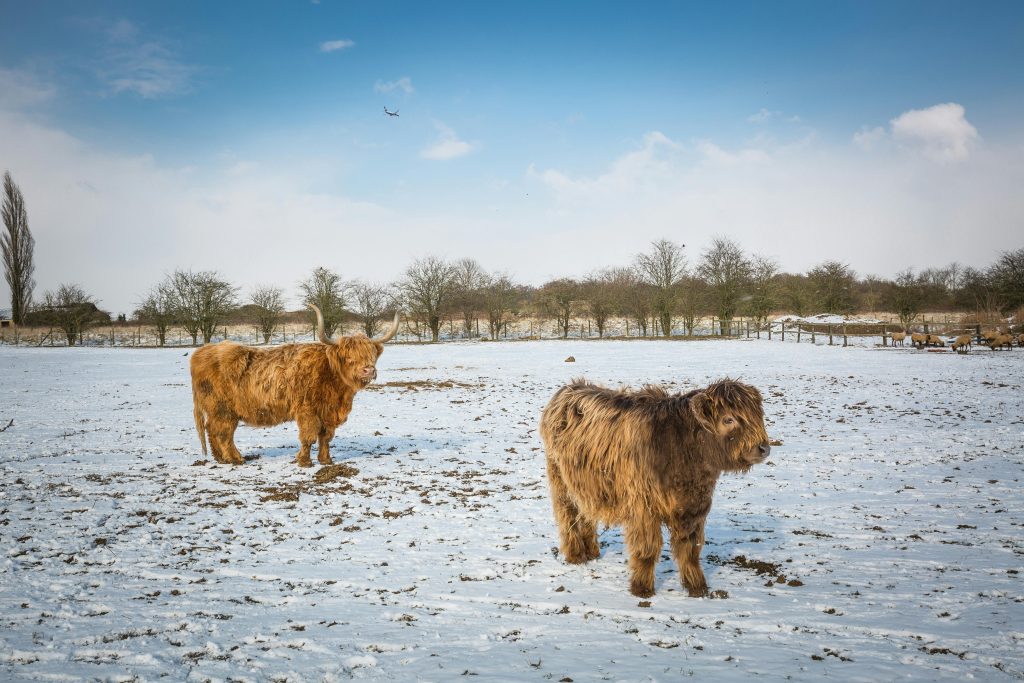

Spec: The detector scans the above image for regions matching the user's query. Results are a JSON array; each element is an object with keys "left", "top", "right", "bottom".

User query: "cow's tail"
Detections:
[{"left": 192, "top": 387, "right": 208, "bottom": 456}]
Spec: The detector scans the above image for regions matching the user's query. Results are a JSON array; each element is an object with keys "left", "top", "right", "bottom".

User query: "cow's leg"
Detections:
[
  {"left": 669, "top": 514, "right": 709, "bottom": 597},
  {"left": 206, "top": 400, "right": 244, "bottom": 465},
  {"left": 316, "top": 426, "right": 336, "bottom": 465},
  {"left": 625, "top": 517, "right": 662, "bottom": 598},
  {"left": 547, "top": 459, "right": 599, "bottom": 563},
  {"left": 295, "top": 414, "right": 320, "bottom": 468},
  {"left": 207, "top": 417, "right": 244, "bottom": 465}
]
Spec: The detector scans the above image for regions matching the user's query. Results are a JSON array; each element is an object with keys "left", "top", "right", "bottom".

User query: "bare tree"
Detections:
[
  {"left": 482, "top": 273, "right": 519, "bottom": 339},
  {"left": 635, "top": 239, "right": 686, "bottom": 336},
  {"left": 539, "top": 278, "right": 579, "bottom": 338},
  {"left": 807, "top": 261, "right": 856, "bottom": 314},
  {"left": 136, "top": 280, "right": 177, "bottom": 346},
  {"left": 300, "top": 267, "right": 347, "bottom": 337},
  {"left": 698, "top": 237, "right": 751, "bottom": 332},
  {"left": 2, "top": 171, "right": 35, "bottom": 325},
  {"left": 171, "top": 269, "right": 238, "bottom": 345},
  {"left": 350, "top": 280, "right": 390, "bottom": 337},
  {"left": 989, "top": 247, "right": 1024, "bottom": 314},
  {"left": 401, "top": 256, "right": 456, "bottom": 342},
  {"left": 580, "top": 270, "right": 618, "bottom": 337},
  {"left": 886, "top": 269, "right": 925, "bottom": 327},
  {"left": 677, "top": 275, "right": 706, "bottom": 335},
  {"left": 607, "top": 267, "right": 652, "bottom": 336},
  {"left": 250, "top": 285, "right": 286, "bottom": 344},
  {"left": 745, "top": 255, "right": 779, "bottom": 329},
  {"left": 451, "top": 258, "right": 487, "bottom": 337},
  {"left": 41, "top": 284, "right": 105, "bottom": 346}
]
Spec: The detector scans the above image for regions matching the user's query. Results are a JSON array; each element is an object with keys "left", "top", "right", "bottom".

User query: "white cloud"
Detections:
[
  {"left": 320, "top": 39, "right": 355, "bottom": 53},
  {"left": 529, "top": 126, "right": 1022, "bottom": 280},
  {"left": 890, "top": 102, "right": 979, "bottom": 162},
  {"left": 747, "top": 108, "right": 779, "bottom": 123},
  {"left": 95, "top": 21, "right": 199, "bottom": 99},
  {"left": 0, "top": 67, "right": 56, "bottom": 109},
  {"left": 853, "top": 125, "right": 886, "bottom": 150},
  {"left": 855, "top": 103, "right": 979, "bottom": 163},
  {"left": 420, "top": 122, "right": 474, "bottom": 160},
  {"left": 696, "top": 140, "right": 770, "bottom": 166},
  {"left": 374, "top": 77, "right": 414, "bottom": 94}
]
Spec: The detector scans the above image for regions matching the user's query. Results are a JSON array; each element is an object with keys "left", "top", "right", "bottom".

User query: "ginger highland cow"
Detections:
[
  {"left": 541, "top": 378, "right": 771, "bottom": 598},
  {"left": 190, "top": 304, "right": 399, "bottom": 467}
]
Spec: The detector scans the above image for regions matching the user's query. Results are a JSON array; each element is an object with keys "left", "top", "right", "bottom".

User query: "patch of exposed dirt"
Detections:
[
  {"left": 314, "top": 463, "right": 359, "bottom": 484},
  {"left": 260, "top": 463, "right": 361, "bottom": 502},
  {"left": 366, "top": 380, "right": 481, "bottom": 392},
  {"left": 707, "top": 553, "right": 801, "bottom": 588}
]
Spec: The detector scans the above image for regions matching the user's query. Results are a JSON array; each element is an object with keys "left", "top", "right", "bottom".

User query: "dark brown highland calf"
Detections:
[
  {"left": 540, "top": 378, "right": 771, "bottom": 598},
  {"left": 190, "top": 305, "right": 399, "bottom": 467}
]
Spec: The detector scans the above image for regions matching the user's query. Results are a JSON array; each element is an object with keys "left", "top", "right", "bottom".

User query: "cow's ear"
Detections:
[
  {"left": 374, "top": 342, "right": 385, "bottom": 358},
  {"left": 689, "top": 391, "right": 715, "bottom": 432}
]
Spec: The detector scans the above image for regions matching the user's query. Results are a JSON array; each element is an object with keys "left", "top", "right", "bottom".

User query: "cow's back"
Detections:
[{"left": 542, "top": 383, "right": 660, "bottom": 524}]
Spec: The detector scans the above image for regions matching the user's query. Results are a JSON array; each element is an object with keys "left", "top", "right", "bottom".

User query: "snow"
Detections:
[
  {"left": 1, "top": 339, "right": 1022, "bottom": 681},
  {"left": 773, "top": 313, "right": 884, "bottom": 325}
]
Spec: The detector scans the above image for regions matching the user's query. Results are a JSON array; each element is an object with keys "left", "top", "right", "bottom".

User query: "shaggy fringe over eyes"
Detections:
[{"left": 701, "top": 379, "right": 769, "bottom": 460}]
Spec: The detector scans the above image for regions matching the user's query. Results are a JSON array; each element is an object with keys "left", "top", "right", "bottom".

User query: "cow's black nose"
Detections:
[{"left": 759, "top": 444, "right": 771, "bottom": 457}]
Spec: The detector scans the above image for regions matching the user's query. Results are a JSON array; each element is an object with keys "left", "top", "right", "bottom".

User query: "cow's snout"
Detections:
[
  {"left": 758, "top": 443, "right": 771, "bottom": 459},
  {"left": 361, "top": 366, "right": 377, "bottom": 381}
]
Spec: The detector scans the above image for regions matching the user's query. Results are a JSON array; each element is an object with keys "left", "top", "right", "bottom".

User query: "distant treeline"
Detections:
[{"left": 16, "top": 238, "right": 1024, "bottom": 346}]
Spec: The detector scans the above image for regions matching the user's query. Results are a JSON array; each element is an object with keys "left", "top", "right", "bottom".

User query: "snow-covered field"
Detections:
[{"left": 1, "top": 339, "right": 1022, "bottom": 682}]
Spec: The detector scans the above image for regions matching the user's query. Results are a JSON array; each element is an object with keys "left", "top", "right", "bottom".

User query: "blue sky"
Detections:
[{"left": 1, "top": 1, "right": 1023, "bottom": 313}]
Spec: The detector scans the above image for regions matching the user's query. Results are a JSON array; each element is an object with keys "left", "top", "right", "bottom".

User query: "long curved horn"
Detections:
[
  {"left": 372, "top": 311, "right": 401, "bottom": 343},
  {"left": 307, "top": 303, "right": 333, "bottom": 344}
]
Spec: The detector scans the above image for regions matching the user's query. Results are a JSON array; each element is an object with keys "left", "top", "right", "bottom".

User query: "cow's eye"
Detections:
[{"left": 723, "top": 417, "right": 736, "bottom": 426}]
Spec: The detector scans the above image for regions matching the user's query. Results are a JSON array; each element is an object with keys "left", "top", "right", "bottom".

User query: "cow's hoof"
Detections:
[
  {"left": 318, "top": 456, "right": 334, "bottom": 465},
  {"left": 629, "top": 582, "right": 655, "bottom": 598},
  {"left": 296, "top": 458, "right": 313, "bottom": 468}
]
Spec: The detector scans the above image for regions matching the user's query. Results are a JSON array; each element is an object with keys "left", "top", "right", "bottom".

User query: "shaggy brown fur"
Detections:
[
  {"left": 190, "top": 305, "right": 399, "bottom": 467},
  {"left": 540, "top": 378, "right": 771, "bottom": 598}
]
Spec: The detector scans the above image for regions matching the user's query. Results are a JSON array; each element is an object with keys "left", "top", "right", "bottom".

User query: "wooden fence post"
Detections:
[
  {"left": 828, "top": 325, "right": 833, "bottom": 346},
  {"left": 781, "top": 323, "right": 785, "bottom": 342},
  {"left": 843, "top": 324, "right": 848, "bottom": 347},
  {"left": 882, "top": 325, "right": 888, "bottom": 347}
]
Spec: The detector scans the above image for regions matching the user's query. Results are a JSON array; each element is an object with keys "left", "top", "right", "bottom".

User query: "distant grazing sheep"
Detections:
[
  {"left": 988, "top": 334, "right": 1013, "bottom": 351},
  {"left": 910, "top": 332, "right": 928, "bottom": 349},
  {"left": 952, "top": 335, "right": 972, "bottom": 353},
  {"left": 541, "top": 378, "right": 771, "bottom": 598},
  {"left": 891, "top": 331, "right": 907, "bottom": 347},
  {"left": 1017, "top": 333, "right": 1024, "bottom": 348},
  {"left": 925, "top": 334, "right": 945, "bottom": 347}
]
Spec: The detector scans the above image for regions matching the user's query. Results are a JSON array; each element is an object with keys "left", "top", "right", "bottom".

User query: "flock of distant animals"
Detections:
[{"left": 889, "top": 329, "right": 1022, "bottom": 352}]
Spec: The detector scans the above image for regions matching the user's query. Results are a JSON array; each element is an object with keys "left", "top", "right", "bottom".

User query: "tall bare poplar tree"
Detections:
[{"left": 2, "top": 171, "right": 35, "bottom": 324}]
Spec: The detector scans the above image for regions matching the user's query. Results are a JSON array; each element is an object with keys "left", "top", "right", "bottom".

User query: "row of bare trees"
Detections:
[{"left": 13, "top": 239, "right": 1024, "bottom": 346}]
